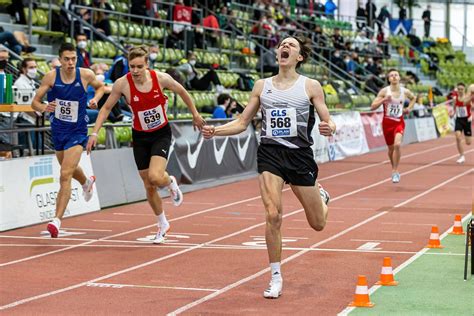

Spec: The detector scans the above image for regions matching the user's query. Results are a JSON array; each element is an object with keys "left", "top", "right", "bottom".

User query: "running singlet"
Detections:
[
  {"left": 47, "top": 67, "right": 88, "bottom": 133},
  {"left": 453, "top": 92, "right": 471, "bottom": 118},
  {"left": 383, "top": 86, "right": 406, "bottom": 122},
  {"left": 260, "top": 75, "right": 315, "bottom": 148},
  {"left": 126, "top": 70, "right": 169, "bottom": 132}
]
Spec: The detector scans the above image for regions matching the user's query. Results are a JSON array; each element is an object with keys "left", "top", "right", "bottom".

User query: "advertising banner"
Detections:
[
  {"left": 328, "top": 111, "right": 369, "bottom": 161},
  {"left": 0, "top": 153, "right": 100, "bottom": 231},
  {"left": 360, "top": 111, "right": 385, "bottom": 150},
  {"left": 311, "top": 117, "right": 330, "bottom": 163},
  {"left": 432, "top": 105, "right": 451, "bottom": 136},
  {"left": 414, "top": 116, "right": 438, "bottom": 142}
]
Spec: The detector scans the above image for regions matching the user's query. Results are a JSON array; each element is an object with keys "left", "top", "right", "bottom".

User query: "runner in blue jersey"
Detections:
[{"left": 32, "top": 42, "right": 104, "bottom": 238}]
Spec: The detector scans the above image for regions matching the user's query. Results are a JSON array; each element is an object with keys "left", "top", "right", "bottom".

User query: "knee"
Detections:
[
  {"left": 466, "top": 138, "right": 472, "bottom": 145},
  {"left": 310, "top": 220, "right": 326, "bottom": 232},
  {"left": 148, "top": 174, "right": 169, "bottom": 188},
  {"left": 265, "top": 208, "right": 282, "bottom": 229},
  {"left": 393, "top": 142, "right": 401, "bottom": 150},
  {"left": 59, "top": 168, "right": 74, "bottom": 183}
]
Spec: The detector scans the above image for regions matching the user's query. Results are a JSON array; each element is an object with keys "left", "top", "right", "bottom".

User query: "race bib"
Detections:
[
  {"left": 138, "top": 105, "right": 166, "bottom": 131},
  {"left": 455, "top": 106, "right": 468, "bottom": 118},
  {"left": 265, "top": 108, "right": 297, "bottom": 137},
  {"left": 387, "top": 103, "right": 403, "bottom": 118},
  {"left": 55, "top": 98, "right": 79, "bottom": 123}
]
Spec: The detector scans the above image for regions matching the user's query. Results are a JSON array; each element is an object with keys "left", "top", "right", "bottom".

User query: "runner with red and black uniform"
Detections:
[
  {"left": 370, "top": 69, "right": 416, "bottom": 183},
  {"left": 450, "top": 83, "right": 473, "bottom": 164},
  {"left": 87, "top": 46, "right": 205, "bottom": 244}
]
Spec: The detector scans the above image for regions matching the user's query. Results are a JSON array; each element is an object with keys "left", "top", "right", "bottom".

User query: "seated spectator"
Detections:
[
  {"left": 177, "top": 51, "right": 224, "bottom": 92},
  {"left": 256, "top": 48, "right": 278, "bottom": 76},
  {"left": 48, "top": 57, "right": 61, "bottom": 69},
  {"left": 213, "top": 93, "right": 232, "bottom": 119},
  {"left": 0, "top": 30, "right": 36, "bottom": 55},
  {"left": 330, "top": 49, "right": 346, "bottom": 76},
  {"left": 331, "top": 28, "right": 345, "bottom": 50},
  {"left": 315, "top": 0, "right": 325, "bottom": 18},
  {"left": 413, "top": 94, "right": 427, "bottom": 117},
  {"left": 365, "top": 57, "right": 380, "bottom": 76},
  {"left": 92, "top": 0, "right": 112, "bottom": 36},
  {"left": 75, "top": 33, "right": 92, "bottom": 68},
  {"left": 353, "top": 31, "right": 370, "bottom": 51},
  {"left": 14, "top": 58, "right": 38, "bottom": 92},
  {"left": 148, "top": 45, "right": 160, "bottom": 69},
  {"left": 0, "top": 139, "right": 13, "bottom": 159},
  {"left": 108, "top": 44, "right": 131, "bottom": 82}
]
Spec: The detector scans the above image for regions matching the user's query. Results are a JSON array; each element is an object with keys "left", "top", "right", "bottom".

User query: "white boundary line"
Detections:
[
  {"left": 0, "top": 142, "right": 456, "bottom": 268},
  {"left": 168, "top": 168, "right": 472, "bottom": 315},
  {"left": 86, "top": 282, "right": 218, "bottom": 292},
  {"left": 0, "top": 146, "right": 468, "bottom": 309},
  {"left": 338, "top": 212, "right": 473, "bottom": 316}
]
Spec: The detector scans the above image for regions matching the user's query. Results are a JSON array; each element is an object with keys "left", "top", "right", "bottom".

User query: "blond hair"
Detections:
[{"left": 128, "top": 45, "right": 148, "bottom": 61}]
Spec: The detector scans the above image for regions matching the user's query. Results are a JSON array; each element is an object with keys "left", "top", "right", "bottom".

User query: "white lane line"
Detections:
[
  {"left": 113, "top": 213, "right": 154, "bottom": 216},
  {"left": 0, "top": 145, "right": 465, "bottom": 306},
  {"left": 338, "top": 212, "right": 472, "bottom": 316},
  {"left": 92, "top": 220, "right": 130, "bottom": 223},
  {"left": 381, "top": 231, "right": 412, "bottom": 234},
  {"left": 61, "top": 228, "right": 113, "bottom": 232},
  {"left": 250, "top": 235, "right": 309, "bottom": 240},
  {"left": 204, "top": 216, "right": 257, "bottom": 220},
  {"left": 0, "top": 142, "right": 455, "bottom": 268},
  {"left": 382, "top": 222, "right": 437, "bottom": 226},
  {"left": 168, "top": 167, "right": 473, "bottom": 315},
  {"left": 86, "top": 282, "right": 218, "bottom": 292},
  {"left": 356, "top": 242, "right": 381, "bottom": 250},
  {"left": 351, "top": 239, "right": 413, "bottom": 244}
]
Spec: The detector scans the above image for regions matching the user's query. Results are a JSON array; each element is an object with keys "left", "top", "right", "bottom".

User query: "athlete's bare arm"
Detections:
[
  {"left": 86, "top": 77, "right": 127, "bottom": 154},
  {"left": 307, "top": 79, "right": 336, "bottom": 136},
  {"left": 81, "top": 68, "right": 104, "bottom": 109},
  {"left": 32, "top": 70, "right": 56, "bottom": 113},
  {"left": 371, "top": 87, "right": 389, "bottom": 110},
  {"left": 202, "top": 79, "right": 264, "bottom": 138},
  {"left": 404, "top": 89, "right": 416, "bottom": 113},
  {"left": 155, "top": 71, "right": 205, "bottom": 130}
]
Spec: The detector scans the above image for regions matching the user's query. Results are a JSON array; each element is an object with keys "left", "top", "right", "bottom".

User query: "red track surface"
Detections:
[{"left": 0, "top": 136, "right": 472, "bottom": 315}]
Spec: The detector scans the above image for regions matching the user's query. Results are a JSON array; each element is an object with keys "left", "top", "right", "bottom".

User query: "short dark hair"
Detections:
[
  {"left": 20, "top": 58, "right": 35, "bottom": 70},
  {"left": 277, "top": 35, "right": 311, "bottom": 69},
  {"left": 75, "top": 32, "right": 87, "bottom": 40},
  {"left": 457, "top": 82, "right": 465, "bottom": 87},
  {"left": 217, "top": 93, "right": 231, "bottom": 105},
  {"left": 59, "top": 42, "right": 76, "bottom": 56},
  {"left": 387, "top": 68, "right": 399, "bottom": 75}
]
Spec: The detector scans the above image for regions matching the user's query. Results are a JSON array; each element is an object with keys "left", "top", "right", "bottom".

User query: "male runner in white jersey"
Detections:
[
  {"left": 450, "top": 82, "right": 473, "bottom": 164},
  {"left": 87, "top": 46, "right": 205, "bottom": 244},
  {"left": 370, "top": 69, "right": 416, "bottom": 183},
  {"left": 202, "top": 36, "right": 336, "bottom": 299}
]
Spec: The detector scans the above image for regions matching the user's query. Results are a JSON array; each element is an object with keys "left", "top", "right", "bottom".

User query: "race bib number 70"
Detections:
[{"left": 265, "top": 108, "right": 297, "bottom": 137}]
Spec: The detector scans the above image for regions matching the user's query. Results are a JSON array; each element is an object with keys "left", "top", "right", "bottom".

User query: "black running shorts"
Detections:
[
  {"left": 455, "top": 117, "right": 472, "bottom": 137},
  {"left": 132, "top": 124, "right": 172, "bottom": 170},
  {"left": 257, "top": 144, "right": 318, "bottom": 186}
]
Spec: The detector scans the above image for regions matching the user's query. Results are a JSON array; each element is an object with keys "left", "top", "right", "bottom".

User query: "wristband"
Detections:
[{"left": 90, "top": 132, "right": 98, "bottom": 137}]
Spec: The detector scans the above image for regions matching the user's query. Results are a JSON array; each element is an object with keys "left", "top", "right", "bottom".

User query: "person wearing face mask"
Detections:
[
  {"left": 148, "top": 45, "right": 160, "bottom": 69},
  {"left": 14, "top": 58, "right": 38, "bottom": 93},
  {"left": 75, "top": 33, "right": 92, "bottom": 68},
  {"left": 177, "top": 51, "right": 224, "bottom": 92}
]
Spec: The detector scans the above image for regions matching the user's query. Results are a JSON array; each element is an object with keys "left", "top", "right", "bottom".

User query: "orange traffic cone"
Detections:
[
  {"left": 348, "top": 275, "right": 375, "bottom": 307},
  {"left": 427, "top": 225, "right": 444, "bottom": 248},
  {"left": 376, "top": 257, "right": 398, "bottom": 286},
  {"left": 449, "top": 215, "right": 464, "bottom": 235}
]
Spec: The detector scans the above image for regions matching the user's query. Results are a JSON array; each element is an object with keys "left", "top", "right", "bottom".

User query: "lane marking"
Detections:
[
  {"left": 338, "top": 212, "right": 473, "bottom": 316},
  {"left": 168, "top": 168, "right": 472, "bottom": 315},
  {"left": 351, "top": 239, "right": 413, "bottom": 244},
  {"left": 92, "top": 220, "right": 130, "bottom": 223},
  {"left": 356, "top": 242, "right": 381, "bottom": 250},
  {"left": 204, "top": 216, "right": 257, "bottom": 220},
  {"left": 61, "top": 228, "right": 113, "bottom": 232},
  {"left": 113, "top": 213, "right": 153, "bottom": 216},
  {"left": 0, "top": 142, "right": 458, "bottom": 268},
  {"left": 86, "top": 282, "right": 218, "bottom": 292}
]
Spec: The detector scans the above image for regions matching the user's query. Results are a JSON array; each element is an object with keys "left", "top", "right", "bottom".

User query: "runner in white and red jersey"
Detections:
[
  {"left": 370, "top": 69, "right": 416, "bottom": 183},
  {"left": 450, "top": 82, "right": 473, "bottom": 164},
  {"left": 87, "top": 46, "right": 205, "bottom": 244}
]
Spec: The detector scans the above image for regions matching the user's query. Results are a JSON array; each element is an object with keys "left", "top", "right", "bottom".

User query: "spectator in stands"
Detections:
[
  {"left": 375, "top": 4, "right": 390, "bottom": 32},
  {"left": 330, "top": 49, "right": 346, "bottom": 77},
  {"left": 325, "top": 0, "right": 337, "bottom": 20},
  {"left": 399, "top": 6, "right": 407, "bottom": 21},
  {"left": 331, "top": 27, "right": 345, "bottom": 50},
  {"left": 312, "top": 25, "right": 328, "bottom": 59},
  {"left": 92, "top": 0, "right": 112, "bottom": 36},
  {"left": 177, "top": 51, "right": 224, "bottom": 92},
  {"left": 14, "top": 58, "right": 38, "bottom": 92},
  {"left": 365, "top": 57, "right": 379, "bottom": 76},
  {"left": 0, "top": 47, "right": 12, "bottom": 149},
  {"left": 422, "top": 5, "right": 431, "bottom": 38},
  {"left": 353, "top": 31, "right": 371, "bottom": 51},
  {"left": 356, "top": 4, "right": 366, "bottom": 31},
  {"left": 0, "top": 30, "right": 35, "bottom": 55},
  {"left": 7, "top": 0, "right": 26, "bottom": 24},
  {"left": 256, "top": 47, "right": 278, "bottom": 76},
  {"left": 75, "top": 33, "right": 92, "bottom": 68},
  {"left": 148, "top": 45, "right": 160, "bottom": 69},
  {"left": 217, "top": 6, "right": 229, "bottom": 30},
  {"left": 212, "top": 93, "right": 232, "bottom": 119},
  {"left": 314, "top": 0, "right": 325, "bottom": 18},
  {"left": 365, "top": 0, "right": 377, "bottom": 29},
  {"left": 49, "top": 57, "right": 61, "bottom": 69},
  {"left": 108, "top": 44, "right": 131, "bottom": 82}
]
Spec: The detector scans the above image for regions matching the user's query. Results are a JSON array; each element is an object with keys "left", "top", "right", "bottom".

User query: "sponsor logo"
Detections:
[
  {"left": 133, "top": 95, "right": 139, "bottom": 102},
  {"left": 186, "top": 137, "right": 204, "bottom": 169},
  {"left": 266, "top": 89, "right": 272, "bottom": 94},
  {"left": 212, "top": 137, "right": 229, "bottom": 165},
  {"left": 237, "top": 133, "right": 252, "bottom": 162},
  {"left": 29, "top": 157, "right": 54, "bottom": 194},
  {"left": 272, "top": 129, "right": 290, "bottom": 136},
  {"left": 74, "top": 82, "right": 81, "bottom": 87}
]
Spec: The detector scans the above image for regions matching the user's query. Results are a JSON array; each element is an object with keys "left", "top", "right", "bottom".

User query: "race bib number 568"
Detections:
[
  {"left": 265, "top": 108, "right": 297, "bottom": 137},
  {"left": 138, "top": 106, "right": 166, "bottom": 131}
]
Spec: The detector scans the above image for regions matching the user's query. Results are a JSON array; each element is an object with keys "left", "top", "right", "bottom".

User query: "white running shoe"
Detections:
[
  {"left": 391, "top": 172, "right": 400, "bottom": 183},
  {"left": 318, "top": 183, "right": 330, "bottom": 205},
  {"left": 82, "top": 176, "right": 96, "bottom": 202},
  {"left": 456, "top": 156, "right": 465, "bottom": 164},
  {"left": 263, "top": 276, "right": 283, "bottom": 299},
  {"left": 168, "top": 175, "right": 183, "bottom": 206},
  {"left": 153, "top": 222, "right": 171, "bottom": 244},
  {"left": 47, "top": 218, "right": 61, "bottom": 238}
]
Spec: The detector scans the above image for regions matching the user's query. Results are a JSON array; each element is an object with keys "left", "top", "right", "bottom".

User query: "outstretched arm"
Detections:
[{"left": 202, "top": 79, "right": 264, "bottom": 138}]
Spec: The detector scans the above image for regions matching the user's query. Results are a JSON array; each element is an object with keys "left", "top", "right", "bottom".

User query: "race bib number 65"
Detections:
[
  {"left": 265, "top": 108, "right": 297, "bottom": 137},
  {"left": 138, "top": 105, "right": 166, "bottom": 131},
  {"left": 55, "top": 98, "right": 79, "bottom": 122}
]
